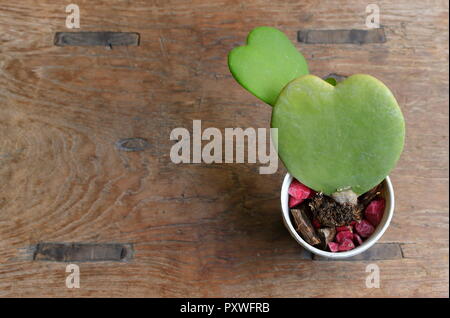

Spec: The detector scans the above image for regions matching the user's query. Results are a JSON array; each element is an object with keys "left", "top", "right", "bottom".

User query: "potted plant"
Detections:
[{"left": 228, "top": 26, "right": 405, "bottom": 258}]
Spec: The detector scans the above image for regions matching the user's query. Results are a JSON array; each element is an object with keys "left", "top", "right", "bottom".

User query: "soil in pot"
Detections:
[{"left": 288, "top": 178, "right": 385, "bottom": 253}]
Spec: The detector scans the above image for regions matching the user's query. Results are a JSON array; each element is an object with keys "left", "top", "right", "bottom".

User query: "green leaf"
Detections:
[
  {"left": 228, "top": 26, "right": 309, "bottom": 106},
  {"left": 271, "top": 74, "right": 405, "bottom": 195},
  {"left": 324, "top": 77, "right": 337, "bottom": 86}
]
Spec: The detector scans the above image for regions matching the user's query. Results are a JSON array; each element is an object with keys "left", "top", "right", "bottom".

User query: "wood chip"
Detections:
[
  {"left": 291, "top": 207, "right": 321, "bottom": 246},
  {"left": 359, "top": 183, "right": 383, "bottom": 208},
  {"left": 317, "top": 227, "right": 337, "bottom": 250}
]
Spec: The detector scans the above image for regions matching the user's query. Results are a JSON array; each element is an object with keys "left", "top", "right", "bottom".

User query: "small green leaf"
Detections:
[
  {"left": 324, "top": 77, "right": 337, "bottom": 86},
  {"left": 271, "top": 74, "right": 405, "bottom": 195},
  {"left": 228, "top": 26, "right": 309, "bottom": 106}
]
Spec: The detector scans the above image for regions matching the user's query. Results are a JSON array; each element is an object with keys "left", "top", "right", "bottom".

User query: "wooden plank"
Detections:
[
  {"left": 298, "top": 28, "right": 386, "bottom": 44},
  {"left": 313, "top": 243, "right": 403, "bottom": 261},
  {"left": 54, "top": 32, "right": 140, "bottom": 47},
  {"left": 0, "top": 251, "right": 447, "bottom": 297},
  {"left": 33, "top": 243, "right": 133, "bottom": 262}
]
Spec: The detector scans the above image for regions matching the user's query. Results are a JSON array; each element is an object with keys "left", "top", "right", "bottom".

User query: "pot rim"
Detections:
[{"left": 281, "top": 173, "right": 395, "bottom": 259}]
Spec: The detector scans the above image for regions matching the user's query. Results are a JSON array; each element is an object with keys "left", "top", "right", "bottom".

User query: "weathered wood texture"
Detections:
[{"left": 0, "top": 0, "right": 448, "bottom": 297}]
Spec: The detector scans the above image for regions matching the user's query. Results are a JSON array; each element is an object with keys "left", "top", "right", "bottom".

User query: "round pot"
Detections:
[{"left": 280, "top": 173, "right": 395, "bottom": 259}]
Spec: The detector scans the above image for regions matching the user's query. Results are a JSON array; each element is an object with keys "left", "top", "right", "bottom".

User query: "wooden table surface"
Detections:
[{"left": 0, "top": 0, "right": 448, "bottom": 297}]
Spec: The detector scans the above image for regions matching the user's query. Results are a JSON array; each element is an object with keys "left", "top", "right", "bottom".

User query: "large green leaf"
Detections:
[
  {"left": 228, "top": 26, "right": 309, "bottom": 106},
  {"left": 271, "top": 74, "right": 405, "bottom": 195}
]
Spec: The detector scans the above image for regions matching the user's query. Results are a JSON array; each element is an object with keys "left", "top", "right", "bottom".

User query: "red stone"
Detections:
[
  {"left": 355, "top": 220, "right": 375, "bottom": 238},
  {"left": 336, "top": 230, "right": 354, "bottom": 243},
  {"left": 365, "top": 198, "right": 385, "bottom": 227},
  {"left": 288, "top": 179, "right": 311, "bottom": 200},
  {"left": 338, "top": 238, "right": 355, "bottom": 251},
  {"left": 336, "top": 225, "right": 353, "bottom": 232},
  {"left": 288, "top": 195, "right": 304, "bottom": 208},
  {"left": 328, "top": 242, "right": 339, "bottom": 252}
]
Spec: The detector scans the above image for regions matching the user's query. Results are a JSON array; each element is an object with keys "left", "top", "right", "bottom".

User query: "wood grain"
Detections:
[{"left": 0, "top": 0, "right": 448, "bottom": 297}]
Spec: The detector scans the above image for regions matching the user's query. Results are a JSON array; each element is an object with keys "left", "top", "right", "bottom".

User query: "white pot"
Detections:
[{"left": 280, "top": 173, "right": 395, "bottom": 259}]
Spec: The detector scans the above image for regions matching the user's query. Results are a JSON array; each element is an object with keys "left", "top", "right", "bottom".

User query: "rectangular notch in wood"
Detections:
[
  {"left": 33, "top": 243, "right": 133, "bottom": 262},
  {"left": 298, "top": 28, "right": 386, "bottom": 44},
  {"left": 54, "top": 32, "right": 140, "bottom": 47}
]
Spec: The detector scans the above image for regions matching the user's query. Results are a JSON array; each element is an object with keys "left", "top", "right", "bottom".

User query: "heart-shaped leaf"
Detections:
[
  {"left": 271, "top": 74, "right": 405, "bottom": 195},
  {"left": 228, "top": 26, "right": 309, "bottom": 106}
]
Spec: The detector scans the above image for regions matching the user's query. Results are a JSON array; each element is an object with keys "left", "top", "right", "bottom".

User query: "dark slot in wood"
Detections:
[
  {"left": 115, "top": 138, "right": 150, "bottom": 152},
  {"left": 54, "top": 32, "right": 140, "bottom": 47},
  {"left": 298, "top": 28, "right": 386, "bottom": 44},
  {"left": 33, "top": 243, "right": 133, "bottom": 262},
  {"left": 313, "top": 243, "right": 403, "bottom": 261}
]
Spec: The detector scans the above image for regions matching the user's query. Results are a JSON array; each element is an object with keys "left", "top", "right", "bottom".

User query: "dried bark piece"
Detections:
[
  {"left": 309, "top": 193, "right": 363, "bottom": 227},
  {"left": 291, "top": 207, "right": 321, "bottom": 246},
  {"left": 317, "top": 227, "right": 336, "bottom": 250},
  {"left": 358, "top": 183, "right": 382, "bottom": 208}
]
